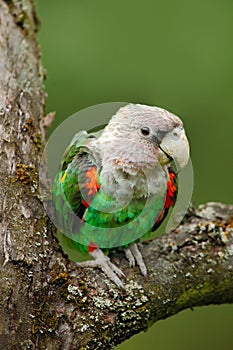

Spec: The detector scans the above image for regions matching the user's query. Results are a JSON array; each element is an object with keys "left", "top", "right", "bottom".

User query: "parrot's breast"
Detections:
[{"left": 99, "top": 161, "right": 168, "bottom": 205}]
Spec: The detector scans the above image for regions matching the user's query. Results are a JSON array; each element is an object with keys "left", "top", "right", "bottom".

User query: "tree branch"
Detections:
[{"left": 0, "top": 1, "right": 233, "bottom": 349}]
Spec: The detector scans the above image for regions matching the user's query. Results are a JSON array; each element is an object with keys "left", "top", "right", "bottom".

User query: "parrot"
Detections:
[{"left": 52, "top": 104, "right": 189, "bottom": 288}]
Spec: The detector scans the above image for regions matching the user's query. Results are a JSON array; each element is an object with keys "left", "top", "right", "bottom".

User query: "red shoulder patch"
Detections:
[
  {"left": 81, "top": 166, "right": 100, "bottom": 208},
  {"left": 152, "top": 170, "right": 177, "bottom": 232},
  {"left": 164, "top": 171, "right": 177, "bottom": 209},
  {"left": 85, "top": 167, "right": 100, "bottom": 194}
]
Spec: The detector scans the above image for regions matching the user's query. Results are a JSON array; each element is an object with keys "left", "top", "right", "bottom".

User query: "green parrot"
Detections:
[{"left": 52, "top": 104, "right": 189, "bottom": 287}]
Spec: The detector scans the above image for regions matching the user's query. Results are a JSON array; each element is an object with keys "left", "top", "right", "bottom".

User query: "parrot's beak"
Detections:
[{"left": 158, "top": 127, "right": 190, "bottom": 171}]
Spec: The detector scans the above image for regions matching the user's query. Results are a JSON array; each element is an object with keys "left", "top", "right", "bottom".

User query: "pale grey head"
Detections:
[
  {"left": 96, "top": 104, "right": 189, "bottom": 171},
  {"left": 93, "top": 104, "right": 190, "bottom": 202}
]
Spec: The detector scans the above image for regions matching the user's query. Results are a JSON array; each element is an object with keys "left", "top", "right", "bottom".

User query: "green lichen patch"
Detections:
[
  {"left": 15, "top": 163, "right": 35, "bottom": 186},
  {"left": 175, "top": 277, "right": 233, "bottom": 310},
  {"left": 23, "top": 116, "right": 35, "bottom": 132},
  {"left": 175, "top": 282, "right": 212, "bottom": 308},
  {"left": 32, "top": 302, "right": 58, "bottom": 334},
  {"left": 32, "top": 132, "right": 42, "bottom": 148},
  {"left": 50, "top": 271, "right": 70, "bottom": 285},
  {"left": 15, "top": 9, "right": 29, "bottom": 30},
  {"left": 4, "top": 0, "right": 36, "bottom": 34},
  {"left": 49, "top": 270, "right": 72, "bottom": 299}
]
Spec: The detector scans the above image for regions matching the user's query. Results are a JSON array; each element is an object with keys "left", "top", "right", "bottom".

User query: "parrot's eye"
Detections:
[{"left": 140, "top": 127, "right": 150, "bottom": 136}]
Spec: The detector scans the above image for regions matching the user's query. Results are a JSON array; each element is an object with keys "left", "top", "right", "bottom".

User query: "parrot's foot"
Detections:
[
  {"left": 124, "top": 243, "right": 147, "bottom": 276},
  {"left": 76, "top": 248, "right": 125, "bottom": 288}
]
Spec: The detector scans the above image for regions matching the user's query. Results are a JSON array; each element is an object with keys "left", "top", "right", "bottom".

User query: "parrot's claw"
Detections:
[
  {"left": 76, "top": 248, "right": 125, "bottom": 288},
  {"left": 125, "top": 243, "right": 147, "bottom": 276},
  {"left": 124, "top": 247, "right": 135, "bottom": 267}
]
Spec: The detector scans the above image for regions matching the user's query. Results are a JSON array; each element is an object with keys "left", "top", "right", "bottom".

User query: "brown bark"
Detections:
[{"left": 0, "top": 1, "right": 233, "bottom": 349}]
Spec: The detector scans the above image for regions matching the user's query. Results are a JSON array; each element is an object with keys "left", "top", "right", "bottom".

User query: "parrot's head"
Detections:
[{"left": 97, "top": 104, "right": 190, "bottom": 173}]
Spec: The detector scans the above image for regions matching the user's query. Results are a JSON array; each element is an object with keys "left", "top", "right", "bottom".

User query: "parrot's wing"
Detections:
[{"left": 52, "top": 131, "right": 100, "bottom": 241}]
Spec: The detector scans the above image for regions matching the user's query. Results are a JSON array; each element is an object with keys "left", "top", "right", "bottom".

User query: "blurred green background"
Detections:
[{"left": 36, "top": 0, "right": 233, "bottom": 349}]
